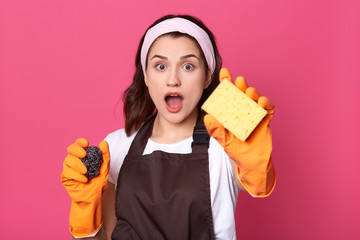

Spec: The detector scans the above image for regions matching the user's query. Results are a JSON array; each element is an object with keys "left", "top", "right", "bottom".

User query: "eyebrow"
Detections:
[
  {"left": 150, "top": 54, "right": 200, "bottom": 61},
  {"left": 151, "top": 54, "right": 167, "bottom": 60},
  {"left": 180, "top": 54, "right": 200, "bottom": 61}
]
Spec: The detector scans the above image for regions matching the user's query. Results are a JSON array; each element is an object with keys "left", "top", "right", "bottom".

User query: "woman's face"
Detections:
[{"left": 144, "top": 35, "right": 211, "bottom": 126}]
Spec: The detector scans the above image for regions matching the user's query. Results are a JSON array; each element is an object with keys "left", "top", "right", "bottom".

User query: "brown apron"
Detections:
[{"left": 112, "top": 114, "right": 215, "bottom": 240}]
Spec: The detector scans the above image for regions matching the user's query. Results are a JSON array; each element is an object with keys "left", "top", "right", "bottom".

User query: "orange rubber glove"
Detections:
[
  {"left": 204, "top": 68, "right": 276, "bottom": 197},
  {"left": 61, "top": 138, "right": 110, "bottom": 236}
]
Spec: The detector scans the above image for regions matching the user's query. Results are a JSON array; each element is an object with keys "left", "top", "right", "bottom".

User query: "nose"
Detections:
[{"left": 166, "top": 69, "right": 181, "bottom": 87}]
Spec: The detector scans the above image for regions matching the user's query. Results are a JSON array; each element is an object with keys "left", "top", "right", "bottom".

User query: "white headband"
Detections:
[{"left": 140, "top": 17, "right": 216, "bottom": 74}]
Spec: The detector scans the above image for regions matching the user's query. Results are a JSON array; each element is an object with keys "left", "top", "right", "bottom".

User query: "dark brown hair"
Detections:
[{"left": 123, "top": 14, "right": 222, "bottom": 136}]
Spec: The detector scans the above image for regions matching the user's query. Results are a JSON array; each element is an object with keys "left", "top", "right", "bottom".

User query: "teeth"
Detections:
[{"left": 165, "top": 94, "right": 183, "bottom": 100}]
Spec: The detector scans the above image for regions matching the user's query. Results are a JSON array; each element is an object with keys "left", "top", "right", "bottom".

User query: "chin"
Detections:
[
  {"left": 165, "top": 113, "right": 188, "bottom": 124},
  {"left": 172, "top": 111, "right": 198, "bottom": 125}
]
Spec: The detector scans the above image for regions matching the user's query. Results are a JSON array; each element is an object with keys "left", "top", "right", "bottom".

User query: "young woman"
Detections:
[{"left": 61, "top": 14, "right": 276, "bottom": 240}]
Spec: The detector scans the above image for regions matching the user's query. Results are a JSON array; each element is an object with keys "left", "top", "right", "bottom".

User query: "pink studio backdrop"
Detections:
[{"left": 1, "top": 0, "right": 359, "bottom": 239}]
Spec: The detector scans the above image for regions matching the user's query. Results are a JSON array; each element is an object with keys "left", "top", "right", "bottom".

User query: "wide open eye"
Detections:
[
  {"left": 183, "top": 63, "right": 194, "bottom": 71},
  {"left": 155, "top": 63, "right": 167, "bottom": 71}
]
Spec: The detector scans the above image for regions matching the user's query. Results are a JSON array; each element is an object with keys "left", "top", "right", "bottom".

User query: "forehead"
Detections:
[{"left": 147, "top": 35, "right": 202, "bottom": 57}]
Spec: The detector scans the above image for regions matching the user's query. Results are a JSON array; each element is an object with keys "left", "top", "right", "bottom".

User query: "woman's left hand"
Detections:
[{"left": 204, "top": 68, "right": 276, "bottom": 197}]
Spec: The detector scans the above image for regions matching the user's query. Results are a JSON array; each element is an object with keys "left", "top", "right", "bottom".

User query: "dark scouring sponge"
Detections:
[{"left": 80, "top": 146, "right": 103, "bottom": 180}]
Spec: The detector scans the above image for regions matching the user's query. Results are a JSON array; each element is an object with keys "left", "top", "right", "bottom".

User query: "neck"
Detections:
[{"left": 150, "top": 110, "right": 198, "bottom": 144}]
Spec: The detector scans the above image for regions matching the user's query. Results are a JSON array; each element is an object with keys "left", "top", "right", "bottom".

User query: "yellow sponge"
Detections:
[{"left": 202, "top": 79, "right": 268, "bottom": 142}]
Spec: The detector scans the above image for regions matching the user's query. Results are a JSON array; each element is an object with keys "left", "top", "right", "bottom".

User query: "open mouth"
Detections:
[{"left": 165, "top": 93, "right": 184, "bottom": 113}]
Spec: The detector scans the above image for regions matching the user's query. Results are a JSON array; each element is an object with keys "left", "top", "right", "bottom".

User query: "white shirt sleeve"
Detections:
[{"left": 104, "top": 129, "right": 137, "bottom": 187}]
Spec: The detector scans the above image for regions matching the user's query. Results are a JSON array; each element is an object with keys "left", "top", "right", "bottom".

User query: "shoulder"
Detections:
[
  {"left": 104, "top": 128, "right": 138, "bottom": 158},
  {"left": 105, "top": 129, "right": 137, "bottom": 151},
  {"left": 105, "top": 128, "right": 134, "bottom": 144},
  {"left": 208, "top": 137, "right": 229, "bottom": 162}
]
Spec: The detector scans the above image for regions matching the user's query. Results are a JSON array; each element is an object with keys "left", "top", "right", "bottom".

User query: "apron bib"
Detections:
[{"left": 112, "top": 114, "right": 215, "bottom": 240}]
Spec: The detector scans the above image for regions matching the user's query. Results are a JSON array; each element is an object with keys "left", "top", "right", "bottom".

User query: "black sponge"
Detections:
[{"left": 80, "top": 146, "right": 103, "bottom": 180}]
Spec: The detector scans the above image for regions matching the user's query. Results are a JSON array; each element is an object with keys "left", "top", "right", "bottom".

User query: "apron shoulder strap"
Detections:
[
  {"left": 191, "top": 110, "right": 210, "bottom": 154},
  {"left": 127, "top": 114, "right": 156, "bottom": 156},
  {"left": 191, "top": 125, "right": 210, "bottom": 148}
]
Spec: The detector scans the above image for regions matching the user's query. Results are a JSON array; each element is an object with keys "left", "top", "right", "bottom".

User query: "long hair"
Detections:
[{"left": 123, "top": 14, "right": 222, "bottom": 136}]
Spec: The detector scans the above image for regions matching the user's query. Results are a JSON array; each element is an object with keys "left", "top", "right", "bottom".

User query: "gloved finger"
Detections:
[
  {"left": 204, "top": 114, "right": 227, "bottom": 146},
  {"left": 219, "top": 68, "right": 232, "bottom": 83},
  {"left": 67, "top": 141, "right": 87, "bottom": 158},
  {"left": 75, "top": 138, "right": 89, "bottom": 148},
  {"left": 258, "top": 96, "right": 275, "bottom": 123},
  {"left": 258, "top": 96, "right": 275, "bottom": 113},
  {"left": 61, "top": 167, "right": 88, "bottom": 184},
  {"left": 235, "top": 76, "right": 248, "bottom": 92},
  {"left": 245, "top": 87, "right": 261, "bottom": 102},
  {"left": 98, "top": 140, "right": 110, "bottom": 174},
  {"left": 64, "top": 155, "right": 88, "bottom": 174}
]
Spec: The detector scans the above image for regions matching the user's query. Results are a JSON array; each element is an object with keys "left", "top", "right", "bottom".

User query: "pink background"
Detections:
[{"left": 1, "top": 0, "right": 359, "bottom": 239}]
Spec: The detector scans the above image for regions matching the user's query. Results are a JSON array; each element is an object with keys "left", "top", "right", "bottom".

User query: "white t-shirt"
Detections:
[{"left": 105, "top": 128, "right": 242, "bottom": 240}]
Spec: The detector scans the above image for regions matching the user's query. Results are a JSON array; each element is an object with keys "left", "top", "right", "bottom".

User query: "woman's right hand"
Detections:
[{"left": 61, "top": 138, "right": 110, "bottom": 237}]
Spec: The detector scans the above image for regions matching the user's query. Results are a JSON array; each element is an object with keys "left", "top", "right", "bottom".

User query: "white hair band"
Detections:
[{"left": 140, "top": 17, "right": 215, "bottom": 74}]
